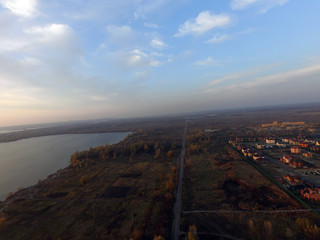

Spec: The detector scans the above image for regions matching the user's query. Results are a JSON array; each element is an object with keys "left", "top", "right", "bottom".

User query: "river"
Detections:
[{"left": 0, "top": 132, "right": 129, "bottom": 200}]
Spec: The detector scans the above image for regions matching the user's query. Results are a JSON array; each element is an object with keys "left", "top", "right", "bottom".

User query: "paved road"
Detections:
[{"left": 171, "top": 119, "right": 187, "bottom": 240}]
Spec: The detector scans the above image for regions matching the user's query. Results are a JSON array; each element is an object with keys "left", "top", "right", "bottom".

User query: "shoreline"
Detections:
[
  {"left": 0, "top": 129, "right": 132, "bottom": 144},
  {"left": 0, "top": 132, "right": 131, "bottom": 201}
]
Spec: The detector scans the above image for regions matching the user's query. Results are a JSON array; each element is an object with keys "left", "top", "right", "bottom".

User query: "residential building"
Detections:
[{"left": 291, "top": 146, "right": 301, "bottom": 154}]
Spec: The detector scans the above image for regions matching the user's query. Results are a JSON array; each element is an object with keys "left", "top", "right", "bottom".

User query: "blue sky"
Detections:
[{"left": 0, "top": 0, "right": 320, "bottom": 126}]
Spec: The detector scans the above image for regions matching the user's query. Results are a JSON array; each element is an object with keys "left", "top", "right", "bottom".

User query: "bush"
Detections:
[
  {"left": 79, "top": 176, "right": 87, "bottom": 184},
  {"left": 0, "top": 217, "right": 6, "bottom": 230}
]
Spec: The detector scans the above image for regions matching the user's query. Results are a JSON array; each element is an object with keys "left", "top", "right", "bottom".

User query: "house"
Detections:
[
  {"left": 299, "top": 142, "right": 309, "bottom": 148},
  {"left": 248, "top": 137, "right": 257, "bottom": 142},
  {"left": 242, "top": 148, "right": 248, "bottom": 156},
  {"left": 229, "top": 140, "right": 237, "bottom": 147},
  {"left": 266, "top": 137, "right": 276, "bottom": 144},
  {"left": 237, "top": 144, "right": 245, "bottom": 151},
  {"left": 282, "top": 137, "right": 291, "bottom": 143},
  {"left": 289, "top": 160, "right": 303, "bottom": 169},
  {"left": 283, "top": 174, "right": 302, "bottom": 186},
  {"left": 301, "top": 188, "right": 320, "bottom": 201},
  {"left": 247, "top": 149, "right": 255, "bottom": 157},
  {"left": 305, "top": 139, "right": 315, "bottom": 144},
  {"left": 303, "top": 152, "right": 313, "bottom": 158},
  {"left": 281, "top": 155, "right": 293, "bottom": 164},
  {"left": 276, "top": 142, "right": 287, "bottom": 148},
  {"left": 256, "top": 143, "right": 265, "bottom": 149},
  {"left": 253, "top": 153, "right": 264, "bottom": 161},
  {"left": 311, "top": 146, "right": 320, "bottom": 152},
  {"left": 289, "top": 138, "right": 300, "bottom": 145},
  {"left": 291, "top": 146, "right": 301, "bottom": 154}
]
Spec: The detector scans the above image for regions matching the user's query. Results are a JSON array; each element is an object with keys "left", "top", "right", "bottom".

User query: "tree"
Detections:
[
  {"left": 0, "top": 217, "right": 6, "bottom": 230},
  {"left": 154, "top": 148, "right": 161, "bottom": 159},
  {"left": 79, "top": 176, "right": 87, "bottom": 184},
  {"left": 154, "top": 236, "right": 165, "bottom": 240},
  {"left": 296, "top": 218, "right": 320, "bottom": 239},
  {"left": 133, "top": 229, "right": 143, "bottom": 240},
  {"left": 187, "top": 225, "right": 198, "bottom": 240},
  {"left": 167, "top": 150, "right": 174, "bottom": 158}
]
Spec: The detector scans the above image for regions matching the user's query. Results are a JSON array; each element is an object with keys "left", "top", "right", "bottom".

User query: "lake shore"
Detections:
[{"left": 0, "top": 132, "right": 130, "bottom": 200}]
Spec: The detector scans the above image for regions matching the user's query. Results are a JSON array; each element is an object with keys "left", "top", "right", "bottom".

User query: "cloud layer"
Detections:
[
  {"left": 175, "top": 11, "right": 232, "bottom": 37},
  {"left": 230, "top": 0, "right": 291, "bottom": 13}
]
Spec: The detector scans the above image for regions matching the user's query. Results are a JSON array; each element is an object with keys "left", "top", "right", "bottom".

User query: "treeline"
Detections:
[
  {"left": 186, "top": 129, "right": 211, "bottom": 155},
  {"left": 70, "top": 130, "right": 182, "bottom": 168}
]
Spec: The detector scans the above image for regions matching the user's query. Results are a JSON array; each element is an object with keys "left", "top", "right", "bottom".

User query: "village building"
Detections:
[
  {"left": 236, "top": 137, "right": 244, "bottom": 142},
  {"left": 281, "top": 155, "right": 293, "bottom": 164},
  {"left": 303, "top": 152, "right": 313, "bottom": 158},
  {"left": 266, "top": 137, "right": 276, "bottom": 144},
  {"left": 301, "top": 188, "right": 320, "bottom": 202},
  {"left": 289, "top": 139, "right": 300, "bottom": 145},
  {"left": 289, "top": 160, "right": 303, "bottom": 168},
  {"left": 282, "top": 137, "right": 291, "bottom": 143},
  {"left": 299, "top": 142, "right": 309, "bottom": 148},
  {"left": 311, "top": 146, "right": 320, "bottom": 152},
  {"left": 283, "top": 174, "right": 302, "bottom": 186},
  {"left": 276, "top": 142, "right": 287, "bottom": 148},
  {"left": 247, "top": 149, "right": 255, "bottom": 157},
  {"left": 291, "top": 146, "right": 301, "bottom": 154},
  {"left": 253, "top": 153, "right": 264, "bottom": 161},
  {"left": 248, "top": 137, "right": 257, "bottom": 142},
  {"left": 304, "top": 139, "right": 315, "bottom": 144},
  {"left": 256, "top": 143, "right": 265, "bottom": 149}
]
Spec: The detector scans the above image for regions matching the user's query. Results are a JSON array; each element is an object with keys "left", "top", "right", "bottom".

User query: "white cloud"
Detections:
[
  {"left": 135, "top": 71, "right": 148, "bottom": 78},
  {"left": 130, "top": 49, "right": 147, "bottom": 57},
  {"left": 208, "top": 72, "right": 249, "bottom": 86},
  {"left": 150, "top": 60, "right": 161, "bottom": 67},
  {"left": 0, "top": 0, "right": 38, "bottom": 17},
  {"left": 230, "top": 0, "right": 290, "bottom": 12},
  {"left": 114, "top": 49, "right": 161, "bottom": 69},
  {"left": 206, "top": 28, "right": 257, "bottom": 45},
  {"left": 208, "top": 63, "right": 281, "bottom": 86},
  {"left": 0, "top": 38, "right": 28, "bottom": 52},
  {"left": 194, "top": 57, "right": 217, "bottom": 66},
  {"left": 245, "top": 63, "right": 320, "bottom": 88},
  {"left": 151, "top": 39, "right": 167, "bottom": 49},
  {"left": 144, "top": 23, "right": 160, "bottom": 29},
  {"left": 106, "top": 25, "right": 135, "bottom": 46},
  {"left": 206, "top": 34, "right": 230, "bottom": 44},
  {"left": 175, "top": 11, "right": 232, "bottom": 37},
  {"left": 182, "top": 50, "right": 193, "bottom": 57},
  {"left": 134, "top": 0, "right": 168, "bottom": 19},
  {"left": 230, "top": 0, "right": 258, "bottom": 10},
  {"left": 25, "top": 24, "right": 73, "bottom": 43},
  {"left": 205, "top": 63, "right": 320, "bottom": 93},
  {"left": 24, "top": 23, "right": 81, "bottom": 57}
]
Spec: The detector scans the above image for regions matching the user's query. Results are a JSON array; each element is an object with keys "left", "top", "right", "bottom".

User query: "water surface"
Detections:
[{"left": 0, "top": 132, "right": 129, "bottom": 200}]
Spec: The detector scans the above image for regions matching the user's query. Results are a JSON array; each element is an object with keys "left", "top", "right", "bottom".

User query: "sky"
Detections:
[{"left": 0, "top": 0, "right": 320, "bottom": 127}]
